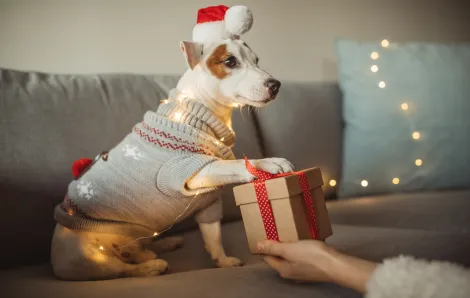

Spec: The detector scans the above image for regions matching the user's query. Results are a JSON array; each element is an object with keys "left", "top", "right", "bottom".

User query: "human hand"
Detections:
[
  {"left": 257, "top": 240, "right": 377, "bottom": 292},
  {"left": 256, "top": 240, "right": 335, "bottom": 283}
]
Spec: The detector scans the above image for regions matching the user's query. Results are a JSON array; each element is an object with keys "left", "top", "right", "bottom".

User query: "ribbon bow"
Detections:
[{"left": 244, "top": 157, "right": 319, "bottom": 241}]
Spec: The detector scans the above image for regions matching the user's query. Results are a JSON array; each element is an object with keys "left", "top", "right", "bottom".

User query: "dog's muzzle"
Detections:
[{"left": 264, "top": 79, "right": 281, "bottom": 101}]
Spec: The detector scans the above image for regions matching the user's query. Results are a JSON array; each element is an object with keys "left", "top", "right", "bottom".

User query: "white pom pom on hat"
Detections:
[{"left": 192, "top": 5, "right": 253, "bottom": 44}]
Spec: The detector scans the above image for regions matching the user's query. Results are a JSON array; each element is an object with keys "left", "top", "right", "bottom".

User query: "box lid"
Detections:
[{"left": 233, "top": 167, "right": 323, "bottom": 206}]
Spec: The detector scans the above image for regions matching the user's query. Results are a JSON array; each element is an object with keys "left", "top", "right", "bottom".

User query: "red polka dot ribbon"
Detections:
[{"left": 244, "top": 157, "right": 319, "bottom": 241}]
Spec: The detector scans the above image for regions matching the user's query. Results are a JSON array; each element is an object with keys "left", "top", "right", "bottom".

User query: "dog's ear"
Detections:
[{"left": 180, "top": 41, "right": 203, "bottom": 70}]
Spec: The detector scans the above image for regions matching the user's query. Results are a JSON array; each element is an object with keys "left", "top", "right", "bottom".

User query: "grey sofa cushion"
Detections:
[
  {"left": 254, "top": 82, "right": 343, "bottom": 198},
  {"left": 2, "top": 219, "right": 469, "bottom": 298},
  {"left": 0, "top": 69, "right": 263, "bottom": 269},
  {"left": 328, "top": 190, "right": 470, "bottom": 234}
]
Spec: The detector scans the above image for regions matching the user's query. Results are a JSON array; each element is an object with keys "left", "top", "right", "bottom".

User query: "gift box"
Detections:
[{"left": 233, "top": 158, "right": 333, "bottom": 254}]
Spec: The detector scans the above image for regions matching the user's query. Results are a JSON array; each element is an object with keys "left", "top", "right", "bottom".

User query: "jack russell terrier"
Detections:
[{"left": 51, "top": 4, "right": 294, "bottom": 280}]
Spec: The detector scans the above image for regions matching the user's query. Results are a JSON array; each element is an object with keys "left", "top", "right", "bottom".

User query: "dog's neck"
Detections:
[{"left": 176, "top": 69, "right": 233, "bottom": 128}]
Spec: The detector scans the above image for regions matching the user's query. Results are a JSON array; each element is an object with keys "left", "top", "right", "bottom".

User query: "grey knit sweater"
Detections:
[{"left": 54, "top": 89, "right": 236, "bottom": 237}]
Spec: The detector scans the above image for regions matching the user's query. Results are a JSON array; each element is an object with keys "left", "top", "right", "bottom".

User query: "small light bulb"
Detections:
[
  {"left": 378, "top": 81, "right": 386, "bottom": 88},
  {"left": 99, "top": 245, "right": 104, "bottom": 250},
  {"left": 153, "top": 232, "right": 158, "bottom": 236},
  {"left": 401, "top": 103, "right": 409, "bottom": 111},
  {"left": 371, "top": 52, "right": 379, "bottom": 60},
  {"left": 371, "top": 65, "right": 378, "bottom": 72},
  {"left": 412, "top": 132, "right": 420, "bottom": 140},
  {"left": 173, "top": 112, "right": 182, "bottom": 121},
  {"left": 329, "top": 179, "right": 337, "bottom": 187},
  {"left": 381, "top": 39, "right": 390, "bottom": 48},
  {"left": 392, "top": 178, "right": 400, "bottom": 185},
  {"left": 415, "top": 159, "right": 423, "bottom": 166},
  {"left": 361, "top": 180, "right": 368, "bottom": 187},
  {"left": 160, "top": 99, "right": 169, "bottom": 104}
]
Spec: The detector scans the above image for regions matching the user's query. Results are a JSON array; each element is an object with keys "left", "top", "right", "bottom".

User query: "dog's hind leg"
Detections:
[
  {"left": 53, "top": 243, "right": 168, "bottom": 280},
  {"left": 51, "top": 225, "right": 168, "bottom": 280},
  {"left": 145, "top": 236, "right": 184, "bottom": 254}
]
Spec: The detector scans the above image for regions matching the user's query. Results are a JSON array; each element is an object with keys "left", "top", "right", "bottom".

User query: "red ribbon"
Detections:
[{"left": 244, "top": 157, "right": 319, "bottom": 241}]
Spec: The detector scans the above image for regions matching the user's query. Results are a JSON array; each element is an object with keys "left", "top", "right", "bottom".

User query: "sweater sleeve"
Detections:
[
  {"left": 156, "top": 154, "right": 220, "bottom": 197},
  {"left": 365, "top": 255, "right": 470, "bottom": 298}
]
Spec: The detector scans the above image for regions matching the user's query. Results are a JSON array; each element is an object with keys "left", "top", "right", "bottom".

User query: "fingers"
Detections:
[
  {"left": 263, "top": 256, "right": 282, "bottom": 271},
  {"left": 257, "top": 240, "right": 287, "bottom": 258},
  {"left": 263, "top": 256, "right": 294, "bottom": 280}
]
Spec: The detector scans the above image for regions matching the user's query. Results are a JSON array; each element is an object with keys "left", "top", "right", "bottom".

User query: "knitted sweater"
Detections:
[{"left": 54, "top": 89, "right": 236, "bottom": 237}]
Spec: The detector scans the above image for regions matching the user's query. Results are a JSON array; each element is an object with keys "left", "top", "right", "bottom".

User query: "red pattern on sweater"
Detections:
[
  {"left": 133, "top": 126, "right": 214, "bottom": 155},
  {"left": 140, "top": 122, "right": 211, "bottom": 151},
  {"left": 60, "top": 194, "right": 91, "bottom": 218}
]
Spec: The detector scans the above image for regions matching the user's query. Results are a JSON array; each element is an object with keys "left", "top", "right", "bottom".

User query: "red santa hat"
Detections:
[{"left": 192, "top": 5, "right": 253, "bottom": 43}]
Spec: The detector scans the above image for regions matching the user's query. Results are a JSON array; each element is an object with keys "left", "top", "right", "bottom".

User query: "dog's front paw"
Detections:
[
  {"left": 253, "top": 158, "right": 294, "bottom": 175},
  {"left": 215, "top": 256, "right": 244, "bottom": 268}
]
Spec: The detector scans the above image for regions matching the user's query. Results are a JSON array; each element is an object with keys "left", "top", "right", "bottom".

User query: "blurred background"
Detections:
[{"left": 1, "top": 0, "right": 469, "bottom": 82}]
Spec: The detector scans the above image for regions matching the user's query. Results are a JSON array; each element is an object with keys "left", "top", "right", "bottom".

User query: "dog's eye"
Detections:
[{"left": 224, "top": 56, "right": 238, "bottom": 68}]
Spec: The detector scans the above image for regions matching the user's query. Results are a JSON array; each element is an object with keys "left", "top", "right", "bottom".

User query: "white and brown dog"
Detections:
[{"left": 51, "top": 5, "right": 293, "bottom": 280}]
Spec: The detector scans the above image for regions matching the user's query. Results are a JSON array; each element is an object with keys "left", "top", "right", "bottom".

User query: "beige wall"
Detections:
[{"left": 1, "top": 0, "right": 469, "bottom": 82}]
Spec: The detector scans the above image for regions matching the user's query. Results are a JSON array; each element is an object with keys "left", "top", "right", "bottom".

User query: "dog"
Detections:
[{"left": 51, "top": 5, "right": 294, "bottom": 281}]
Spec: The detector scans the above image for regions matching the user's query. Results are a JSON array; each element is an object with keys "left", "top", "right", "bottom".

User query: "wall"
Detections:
[{"left": 0, "top": 0, "right": 469, "bottom": 82}]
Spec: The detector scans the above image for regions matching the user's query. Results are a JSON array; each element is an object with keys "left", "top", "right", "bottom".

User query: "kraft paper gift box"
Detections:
[{"left": 233, "top": 162, "right": 333, "bottom": 254}]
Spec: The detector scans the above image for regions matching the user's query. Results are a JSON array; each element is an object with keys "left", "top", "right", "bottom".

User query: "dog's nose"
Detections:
[{"left": 265, "top": 79, "right": 281, "bottom": 98}]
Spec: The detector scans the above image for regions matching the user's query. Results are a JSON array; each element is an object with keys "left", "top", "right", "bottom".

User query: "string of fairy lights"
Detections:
[
  {"left": 327, "top": 38, "right": 423, "bottom": 190},
  {"left": 94, "top": 91, "right": 242, "bottom": 251}
]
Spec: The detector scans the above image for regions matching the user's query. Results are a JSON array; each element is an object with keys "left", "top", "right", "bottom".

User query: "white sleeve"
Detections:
[{"left": 365, "top": 255, "right": 470, "bottom": 298}]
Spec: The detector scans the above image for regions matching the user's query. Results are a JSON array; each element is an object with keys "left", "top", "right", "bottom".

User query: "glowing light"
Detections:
[
  {"left": 361, "top": 180, "right": 368, "bottom": 187},
  {"left": 415, "top": 159, "right": 423, "bottom": 166},
  {"left": 371, "top": 52, "right": 379, "bottom": 60},
  {"left": 232, "top": 103, "right": 240, "bottom": 108},
  {"left": 392, "top": 178, "right": 400, "bottom": 185},
  {"left": 329, "top": 179, "right": 337, "bottom": 187},
  {"left": 371, "top": 65, "right": 378, "bottom": 72},
  {"left": 378, "top": 81, "right": 386, "bottom": 88},
  {"left": 153, "top": 232, "right": 158, "bottom": 236},
  {"left": 401, "top": 103, "right": 409, "bottom": 111},
  {"left": 99, "top": 245, "right": 104, "bottom": 250},
  {"left": 381, "top": 39, "right": 390, "bottom": 48},
  {"left": 173, "top": 111, "right": 182, "bottom": 121},
  {"left": 412, "top": 131, "right": 420, "bottom": 140},
  {"left": 220, "top": 137, "right": 225, "bottom": 142},
  {"left": 160, "top": 99, "right": 169, "bottom": 104}
]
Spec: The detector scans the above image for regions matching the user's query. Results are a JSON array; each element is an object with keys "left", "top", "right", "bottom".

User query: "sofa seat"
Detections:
[{"left": 3, "top": 190, "right": 470, "bottom": 298}]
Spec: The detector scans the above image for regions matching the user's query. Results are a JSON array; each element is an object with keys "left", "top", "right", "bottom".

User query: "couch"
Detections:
[{"left": 1, "top": 68, "right": 469, "bottom": 298}]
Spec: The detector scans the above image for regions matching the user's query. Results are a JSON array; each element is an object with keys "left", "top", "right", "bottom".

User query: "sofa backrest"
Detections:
[
  {"left": 255, "top": 81, "right": 343, "bottom": 198},
  {"left": 0, "top": 68, "right": 264, "bottom": 269},
  {"left": 0, "top": 68, "right": 343, "bottom": 269}
]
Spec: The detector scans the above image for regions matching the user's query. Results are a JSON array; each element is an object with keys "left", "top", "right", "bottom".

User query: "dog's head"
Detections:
[{"left": 180, "top": 39, "right": 281, "bottom": 108}]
